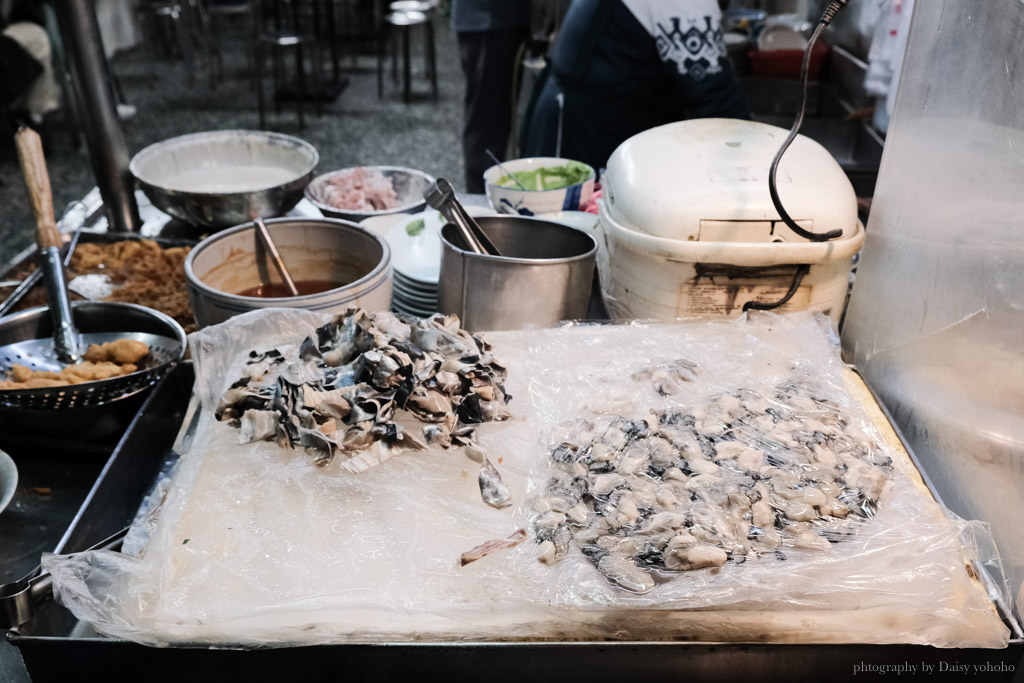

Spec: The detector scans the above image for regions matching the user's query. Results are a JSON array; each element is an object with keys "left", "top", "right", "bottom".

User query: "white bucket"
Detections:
[{"left": 593, "top": 198, "right": 865, "bottom": 324}]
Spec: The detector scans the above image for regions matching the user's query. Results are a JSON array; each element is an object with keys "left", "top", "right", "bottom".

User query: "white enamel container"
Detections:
[{"left": 594, "top": 118, "right": 865, "bottom": 323}]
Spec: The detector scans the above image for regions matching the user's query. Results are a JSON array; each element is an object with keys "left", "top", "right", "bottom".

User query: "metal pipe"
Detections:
[{"left": 55, "top": 0, "right": 141, "bottom": 232}]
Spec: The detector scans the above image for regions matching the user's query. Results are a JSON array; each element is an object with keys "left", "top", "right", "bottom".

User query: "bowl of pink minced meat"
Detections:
[{"left": 304, "top": 166, "right": 435, "bottom": 222}]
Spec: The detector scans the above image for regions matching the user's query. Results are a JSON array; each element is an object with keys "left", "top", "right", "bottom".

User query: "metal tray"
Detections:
[
  {"left": 0, "top": 230, "right": 197, "bottom": 447},
  {"left": 0, "top": 230, "right": 198, "bottom": 314},
  {"left": 5, "top": 364, "right": 1023, "bottom": 682}
]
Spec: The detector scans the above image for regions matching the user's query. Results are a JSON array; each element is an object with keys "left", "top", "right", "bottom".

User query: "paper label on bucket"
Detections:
[{"left": 684, "top": 282, "right": 812, "bottom": 316}]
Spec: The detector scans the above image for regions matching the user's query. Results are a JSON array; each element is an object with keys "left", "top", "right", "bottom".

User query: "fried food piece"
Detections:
[
  {"left": 0, "top": 339, "right": 148, "bottom": 390},
  {"left": 0, "top": 377, "right": 67, "bottom": 390},
  {"left": 64, "top": 361, "right": 138, "bottom": 381},
  {"left": 2, "top": 361, "right": 137, "bottom": 388},
  {"left": 84, "top": 339, "right": 149, "bottom": 365},
  {"left": 10, "top": 364, "right": 34, "bottom": 382}
]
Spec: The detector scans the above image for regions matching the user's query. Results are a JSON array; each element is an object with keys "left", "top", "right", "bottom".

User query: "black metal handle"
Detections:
[
  {"left": 743, "top": 264, "right": 810, "bottom": 313},
  {"left": 38, "top": 246, "right": 81, "bottom": 363},
  {"left": 0, "top": 525, "right": 129, "bottom": 629},
  {"left": 767, "top": 0, "right": 850, "bottom": 244}
]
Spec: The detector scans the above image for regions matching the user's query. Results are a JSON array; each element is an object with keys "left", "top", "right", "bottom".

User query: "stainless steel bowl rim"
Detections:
[
  {"left": 0, "top": 301, "right": 187, "bottom": 399},
  {"left": 135, "top": 170, "right": 314, "bottom": 200},
  {"left": 440, "top": 216, "right": 599, "bottom": 265},
  {"left": 304, "top": 165, "right": 436, "bottom": 217},
  {"left": 184, "top": 217, "right": 392, "bottom": 303},
  {"left": 0, "top": 449, "right": 17, "bottom": 515},
  {"left": 129, "top": 129, "right": 320, "bottom": 195},
  {"left": 483, "top": 158, "right": 597, "bottom": 192}
]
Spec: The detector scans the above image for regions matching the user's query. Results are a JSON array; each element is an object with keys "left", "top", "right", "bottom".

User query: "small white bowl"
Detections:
[
  {"left": 483, "top": 157, "right": 596, "bottom": 216},
  {"left": 184, "top": 218, "right": 392, "bottom": 328}
]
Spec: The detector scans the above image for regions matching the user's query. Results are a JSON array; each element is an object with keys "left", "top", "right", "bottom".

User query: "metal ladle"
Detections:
[
  {"left": 423, "top": 178, "right": 502, "bottom": 256},
  {"left": 15, "top": 127, "right": 80, "bottom": 363},
  {"left": 485, "top": 149, "right": 528, "bottom": 190}
]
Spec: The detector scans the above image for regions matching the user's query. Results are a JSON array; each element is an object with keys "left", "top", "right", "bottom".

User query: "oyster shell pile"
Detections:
[
  {"left": 215, "top": 309, "right": 510, "bottom": 472},
  {"left": 531, "top": 373, "right": 893, "bottom": 593}
]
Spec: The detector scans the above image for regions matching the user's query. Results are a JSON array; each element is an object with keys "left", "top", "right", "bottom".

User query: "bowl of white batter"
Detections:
[{"left": 130, "top": 130, "right": 319, "bottom": 229}]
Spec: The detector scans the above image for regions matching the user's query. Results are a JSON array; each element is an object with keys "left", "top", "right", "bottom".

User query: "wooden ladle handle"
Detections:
[{"left": 15, "top": 127, "right": 62, "bottom": 250}]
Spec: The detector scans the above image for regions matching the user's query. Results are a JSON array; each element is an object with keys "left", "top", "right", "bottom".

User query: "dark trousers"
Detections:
[{"left": 458, "top": 28, "right": 526, "bottom": 194}]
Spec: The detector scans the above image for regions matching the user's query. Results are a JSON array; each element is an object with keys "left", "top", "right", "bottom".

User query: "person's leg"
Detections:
[
  {"left": 3, "top": 22, "right": 61, "bottom": 117},
  {"left": 458, "top": 28, "right": 526, "bottom": 194},
  {"left": 457, "top": 30, "right": 485, "bottom": 193},
  {"left": 520, "top": 73, "right": 561, "bottom": 159}
]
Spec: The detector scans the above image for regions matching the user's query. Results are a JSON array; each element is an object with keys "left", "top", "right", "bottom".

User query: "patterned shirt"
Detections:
[{"left": 547, "top": 0, "right": 749, "bottom": 170}]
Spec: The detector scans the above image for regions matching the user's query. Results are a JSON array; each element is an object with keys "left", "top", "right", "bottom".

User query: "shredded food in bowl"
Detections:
[
  {"left": 70, "top": 240, "right": 196, "bottom": 334},
  {"left": 316, "top": 167, "right": 400, "bottom": 212}
]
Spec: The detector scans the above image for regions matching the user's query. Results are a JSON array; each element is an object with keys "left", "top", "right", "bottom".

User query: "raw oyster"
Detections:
[
  {"left": 530, "top": 372, "right": 893, "bottom": 592},
  {"left": 216, "top": 309, "right": 511, "bottom": 472}
]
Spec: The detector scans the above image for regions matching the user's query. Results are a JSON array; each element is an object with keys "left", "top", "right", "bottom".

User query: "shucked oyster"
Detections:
[
  {"left": 216, "top": 309, "right": 511, "bottom": 472},
  {"left": 531, "top": 373, "right": 893, "bottom": 592}
]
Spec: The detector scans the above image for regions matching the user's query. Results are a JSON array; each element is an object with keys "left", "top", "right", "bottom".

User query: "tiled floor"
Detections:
[{"left": 0, "top": 17, "right": 467, "bottom": 260}]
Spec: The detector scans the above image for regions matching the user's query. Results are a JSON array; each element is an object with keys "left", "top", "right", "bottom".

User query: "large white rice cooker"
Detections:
[{"left": 595, "top": 118, "right": 865, "bottom": 323}]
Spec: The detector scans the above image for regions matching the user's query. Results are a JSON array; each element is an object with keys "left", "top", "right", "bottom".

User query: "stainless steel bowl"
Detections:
[
  {"left": 130, "top": 130, "right": 319, "bottom": 229},
  {"left": 304, "top": 165, "right": 435, "bottom": 222}
]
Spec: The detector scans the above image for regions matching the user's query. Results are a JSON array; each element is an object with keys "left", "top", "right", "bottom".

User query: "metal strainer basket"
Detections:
[{"left": 0, "top": 301, "right": 186, "bottom": 410}]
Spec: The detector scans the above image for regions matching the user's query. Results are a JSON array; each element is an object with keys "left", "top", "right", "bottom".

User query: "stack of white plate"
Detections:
[
  {"left": 379, "top": 206, "right": 494, "bottom": 319},
  {"left": 392, "top": 270, "right": 438, "bottom": 318}
]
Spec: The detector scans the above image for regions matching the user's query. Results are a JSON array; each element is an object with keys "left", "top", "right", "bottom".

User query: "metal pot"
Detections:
[
  {"left": 184, "top": 218, "right": 392, "bottom": 328},
  {"left": 438, "top": 216, "right": 597, "bottom": 331}
]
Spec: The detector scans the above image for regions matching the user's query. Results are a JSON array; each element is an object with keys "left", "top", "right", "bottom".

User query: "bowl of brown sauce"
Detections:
[{"left": 184, "top": 218, "right": 392, "bottom": 328}]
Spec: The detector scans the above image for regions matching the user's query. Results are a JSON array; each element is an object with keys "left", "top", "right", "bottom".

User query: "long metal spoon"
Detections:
[
  {"left": 0, "top": 214, "right": 86, "bottom": 318},
  {"left": 15, "top": 127, "right": 80, "bottom": 363},
  {"left": 252, "top": 216, "right": 299, "bottom": 297},
  {"left": 485, "top": 149, "right": 528, "bottom": 190},
  {"left": 423, "top": 178, "right": 502, "bottom": 256}
]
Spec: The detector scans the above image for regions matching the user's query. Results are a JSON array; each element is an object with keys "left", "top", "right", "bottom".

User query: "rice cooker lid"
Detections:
[{"left": 602, "top": 118, "right": 858, "bottom": 242}]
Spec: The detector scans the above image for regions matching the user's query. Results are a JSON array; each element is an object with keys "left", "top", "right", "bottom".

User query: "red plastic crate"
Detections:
[{"left": 749, "top": 41, "right": 829, "bottom": 80}]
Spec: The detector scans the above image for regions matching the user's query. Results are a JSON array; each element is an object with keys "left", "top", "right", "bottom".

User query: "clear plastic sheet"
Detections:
[
  {"left": 41, "top": 311, "right": 1010, "bottom": 648},
  {"left": 44, "top": 308, "right": 545, "bottom": 646},
  {"left": 512, "top": 315, "right": 1011, "bottom": 635}
]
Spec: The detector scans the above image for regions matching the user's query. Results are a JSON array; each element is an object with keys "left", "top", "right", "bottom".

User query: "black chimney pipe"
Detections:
[{"left": 55, "top": 0, "right": 141, "bottom": 232}]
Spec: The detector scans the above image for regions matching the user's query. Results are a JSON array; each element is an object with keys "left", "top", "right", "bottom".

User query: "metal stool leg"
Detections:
[
  {"left": 295, "top": 43, "right": 306, "bottom": 127},
  {"left": 391, "top": 26, "right": 398, "bottom": 84},
  {"left": 272, "top": 47, "right": 283, "bottom": 116},
  {"left": 139, "top": 11, "right": 160, "bottom": 86},
  {"left": 311, "top": 39, "right": 323, "bottom": 117},
  {"left": 210, "top": 12, "right": 224, "bottom": 82},
  {"left": 376, "top": 30, "right": 384, "bottom": 98},
  {"left": 425, "top": 18, "right": 437, "bottom": 100},
  {"left": 402, "top": 25, "right": 410, "bottom": 103},
  {"left": 172, "top": 8, "right": 196, "bottom": 86},
  {"left": 255, "top": 41, "right": 267, "bottom": 129},
  {"left": 246, "top": 7, "right": 258, "bottom": 93}
]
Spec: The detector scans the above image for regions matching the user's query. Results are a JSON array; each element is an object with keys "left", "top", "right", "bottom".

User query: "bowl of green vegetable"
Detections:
[{"left": 483, "top": 157, "right": 596, "bottom": 217}]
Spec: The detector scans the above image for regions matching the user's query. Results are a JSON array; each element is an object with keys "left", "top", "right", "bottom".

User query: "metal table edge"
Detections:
[
  {"left": 8, "top": 633, "right": 1022, "bottom": 650},
  {"left": 3, "top": 354, "right": 1021, "bottom": 656},
  {"left": 853, "top": 367, "right": 1024, "bottom": 642}
]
